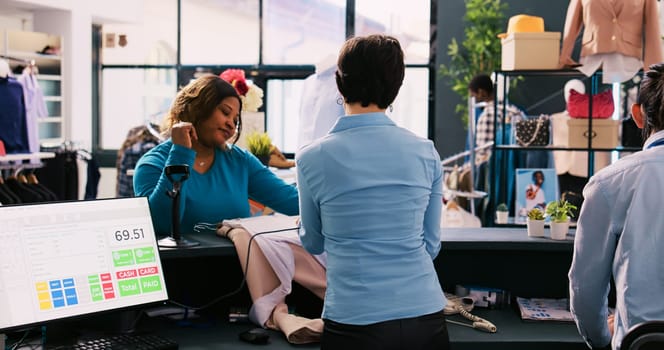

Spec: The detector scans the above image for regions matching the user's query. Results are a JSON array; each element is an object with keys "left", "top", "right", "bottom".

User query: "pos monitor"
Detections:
[{"left": 0, "top": 197, "right": 168, "bottom": 334}]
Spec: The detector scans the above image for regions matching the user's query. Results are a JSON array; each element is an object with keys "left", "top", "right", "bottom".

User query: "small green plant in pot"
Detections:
[
  {"left": 246, "top": 132, "right": 272, "bottom": 166},
  {"left": 526, "top": 207, "right": 545, "bottom": 237},
  {"left": 495, "top": 203, "right": 509, "bottom": 224},
  {"left": 527, "top": 208, "right": 545, "bottom": 220},
  {"left": 545, "top": 199, "right": 577, "bottom": 223},
  {"left": 545, "top": 199, "right": 577, "bottom": 240}
]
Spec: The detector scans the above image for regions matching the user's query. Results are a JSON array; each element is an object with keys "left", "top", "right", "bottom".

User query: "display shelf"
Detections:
[
  {"left": 486, "top": 69, "right": 639, "bottom": 226},
  {"left": 493, "top": 216, "right": 578, "bottom": 228},
  {"left": 38, "top": 117, "right": 64, "bottom": 123},
  {"left": 37, "top": 74, "right": 61, "bottom": 80},
  {"left": 2, "top": 30, "right": 64, "bottom": 145},
  {"left": 494, "top": 145, "right": 641, "bottom": 152}
]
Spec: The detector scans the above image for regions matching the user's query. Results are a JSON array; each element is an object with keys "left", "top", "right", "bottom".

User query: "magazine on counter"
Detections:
[{"left": 516, "top": 297, "right": 574, "bottom": 322}]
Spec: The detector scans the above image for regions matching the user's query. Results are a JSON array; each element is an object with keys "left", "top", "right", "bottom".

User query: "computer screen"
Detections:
[{"left": 0, "top": 197, "right": 168, "bottom": 333}]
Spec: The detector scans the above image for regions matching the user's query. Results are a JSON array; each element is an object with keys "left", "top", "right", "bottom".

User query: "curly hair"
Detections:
[
  {"left": 335, "top": 34, "right": 404, "bottom": 109},
  {"left": 161, "top": 75, "right": 243, "bottom": 144}
]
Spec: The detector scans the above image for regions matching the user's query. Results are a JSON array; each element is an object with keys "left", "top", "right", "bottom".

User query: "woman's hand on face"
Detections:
[
  {"left": 171, "top": 122, "right": 198, "bottom": 149},
  {"left": 607, "top": 314, "right": 615, "bottom": 336}
]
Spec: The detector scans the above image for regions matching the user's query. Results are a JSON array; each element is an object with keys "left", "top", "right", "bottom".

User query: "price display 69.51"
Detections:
[{"left": 109, "top": 227, "right": 148, "bottom": 246}]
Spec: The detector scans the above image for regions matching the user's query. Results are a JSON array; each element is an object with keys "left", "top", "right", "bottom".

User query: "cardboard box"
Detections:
[
  {"left": 567, "top": 119, "right": 619, "bottom": 148},
  {"left": 501, "top": 32, "right": 561, "bottom": 70}
]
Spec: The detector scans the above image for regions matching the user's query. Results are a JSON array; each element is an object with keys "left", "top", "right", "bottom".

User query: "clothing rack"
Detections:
[
  {"left": 0, "top": 152, "right": 56, "bottom": 170},
  {"left": 441, "top": 142, "right": 494, "bottom": 167},
  {"left": 0, "top": 54, "right": 38, "bottom": 77},
  {"left": 0, "top": 54, "right": 34, "bottom": 65}
]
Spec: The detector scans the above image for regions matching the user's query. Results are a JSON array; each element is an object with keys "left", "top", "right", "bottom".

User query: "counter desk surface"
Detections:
[
  {"left": 157, "top": 226, "right": 575, "bottom": 259},
  {"left": 152, "top": 226, "right": 584, "bottom": 350}
]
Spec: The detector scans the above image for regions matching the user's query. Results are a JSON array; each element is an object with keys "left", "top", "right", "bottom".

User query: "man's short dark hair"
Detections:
[{"left": 469, "top": 74, "right": 494, "bottom": 95}]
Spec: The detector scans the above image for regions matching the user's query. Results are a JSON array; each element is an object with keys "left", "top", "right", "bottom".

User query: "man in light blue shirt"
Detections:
[{"left": 569, "top": 64, "right": 664, "bottom": 350}]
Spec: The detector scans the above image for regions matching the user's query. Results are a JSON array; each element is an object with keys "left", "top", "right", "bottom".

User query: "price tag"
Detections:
[{"left": 108, "top": 227, "right": 148, "bottom": 246}]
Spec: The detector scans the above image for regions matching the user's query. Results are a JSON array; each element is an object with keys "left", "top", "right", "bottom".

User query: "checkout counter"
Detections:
[{"left": 151, "top": 227, "right": 586, "bottom": 350}]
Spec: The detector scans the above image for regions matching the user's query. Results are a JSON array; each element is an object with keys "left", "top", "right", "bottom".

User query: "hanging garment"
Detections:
[
  {"left": 297, "top": 64, "right": 345, "bottom": 149},
  {"left": 26, "top": 173, "right": 58, "bottom": 202},
  {"left": 560, "top": 0, "right": 662, "bottom": 83},
  {"left": 0, "top": 76, "right": 30, "bottom": 154},
  {"left": 5, "top": 176, "right": 45, "bottom": 203},
  {"left": 35, "top": 150, "right": 79, "bottom": 200},
  {"left": 17, "top": 70, "right": 48, "bottom": 158},
  {"left": 84, "top": 157, "right": 101, "bottom": 200},
  {"left": 0, "top": 181, "right": 18, "bottom": 205},
  {"left": 116, "top": 125, "right": 162, "bottom": 197}
]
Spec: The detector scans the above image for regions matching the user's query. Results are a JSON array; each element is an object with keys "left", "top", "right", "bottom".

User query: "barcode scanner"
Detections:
[{"left": 158, "top": 164, "right": 199, "bottom": 248}]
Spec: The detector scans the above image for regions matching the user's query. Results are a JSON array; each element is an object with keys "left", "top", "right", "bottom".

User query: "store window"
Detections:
[
  {"left": 95, "top": 0, "right": 433, "bottom": 164},
  {"left": 101, "top": 0, "right": 177, "bottom": 65},
  {"left": 262, "top": 0, "right": 346, "bottom": 65},
  {"left": 180, "top": 0, "right": 259, "bottom": 65},
  {"left": 355, "top": 0, "right": 430, "bottom": 64},
  {"left": 100, "top": 68, "right": 177, "bottom": 150},
  {"left": 390, "top": 68, "right": 429, "bottom": 139},
  {"left": 266, "top": 79, "right": 304, "bottom": 153}
]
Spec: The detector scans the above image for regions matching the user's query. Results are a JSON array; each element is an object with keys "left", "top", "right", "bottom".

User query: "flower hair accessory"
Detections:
[{"left": 219, "top": 69, "right": 264, "bottom": 112}]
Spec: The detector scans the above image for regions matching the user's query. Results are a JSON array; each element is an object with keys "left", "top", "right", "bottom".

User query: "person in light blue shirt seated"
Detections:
[
  {"left": 569, "top": 63, "right": 664, "bottom": 350},
  {"left": 296, "top": 34, "right": 449, "bottom": 350}
]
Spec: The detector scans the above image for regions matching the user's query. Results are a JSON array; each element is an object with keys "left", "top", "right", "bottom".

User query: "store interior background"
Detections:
[{"left": 1, "top": 0, "right": 663, "bottom": 200}]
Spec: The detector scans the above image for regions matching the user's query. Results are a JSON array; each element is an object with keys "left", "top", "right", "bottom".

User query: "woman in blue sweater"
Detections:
[
  {"left": 296, "top": 34, "right": 449, "bottom": 349},
  {"left": 134, "top": 75, "right": 326, "bottom": 343}
]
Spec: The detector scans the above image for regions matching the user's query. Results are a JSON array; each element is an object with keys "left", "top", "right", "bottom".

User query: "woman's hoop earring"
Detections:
[{"left": 336, "top": 97, "right": 343, "bottom": 105}]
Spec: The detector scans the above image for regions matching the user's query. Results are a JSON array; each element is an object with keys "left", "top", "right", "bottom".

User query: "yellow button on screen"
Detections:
[
  {"left": 37, "top": 292, "right": 50, "bottom": 301},
  {"left": 39, "top": 301, "right": 52, "bottom": 310}
]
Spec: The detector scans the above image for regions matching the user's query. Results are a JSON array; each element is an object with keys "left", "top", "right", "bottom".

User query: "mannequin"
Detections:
[
  {"left": 551, "top": 79, "right": 610, "bottom": 195},
  {"left": 559, "top": 0, "right": 662, "bottom": 84},
  {"left": 297, "top": 54, "right": 345, "bottom": 149}
]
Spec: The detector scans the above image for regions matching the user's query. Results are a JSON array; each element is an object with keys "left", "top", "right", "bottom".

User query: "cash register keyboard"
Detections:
[{"left": 53, "top": 333, "right": 178, "bottom": 350}]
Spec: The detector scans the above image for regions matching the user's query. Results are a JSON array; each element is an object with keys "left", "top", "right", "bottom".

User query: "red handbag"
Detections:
[{"left": 567, "top": 89, "right": 614, "bottom": 118}]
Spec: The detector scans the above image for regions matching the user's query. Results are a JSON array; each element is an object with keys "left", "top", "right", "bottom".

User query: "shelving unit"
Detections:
[
  {"left": 488, "top": 69, "right": 642, "bottom": 226},
  {"left": 1, "top": 30, "right": 64, "bottom": 146}
]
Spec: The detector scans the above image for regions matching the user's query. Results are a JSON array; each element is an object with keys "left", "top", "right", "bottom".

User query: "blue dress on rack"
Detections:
[{"left": 0, "top": 76, "right": 29, "bottom": 154}]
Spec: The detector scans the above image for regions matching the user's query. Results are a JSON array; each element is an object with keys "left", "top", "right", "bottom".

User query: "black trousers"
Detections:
[{"left": 321, "top": 309, "right": 450, "bottom": 350}]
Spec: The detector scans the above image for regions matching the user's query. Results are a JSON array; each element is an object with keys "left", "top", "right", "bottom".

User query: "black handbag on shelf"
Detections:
[{"left": 514, "top": 115, "right": 550, "bottom": 147}]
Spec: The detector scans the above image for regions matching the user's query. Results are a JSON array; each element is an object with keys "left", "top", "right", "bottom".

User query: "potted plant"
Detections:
[
  {"left": 246, "top": 131, "right": 272, "bottom": 166},
  {"left": 545, "top": 199, "right": 577, "bottom": 240},
  {"left": 526, "top": 207, "right": 545, "bottom": 237},
  {"left": 495, "top": 203, "right": 509, "bottom": 224},
  {"left": 438, "top": 0, "right": 508, "bottom": 126}
]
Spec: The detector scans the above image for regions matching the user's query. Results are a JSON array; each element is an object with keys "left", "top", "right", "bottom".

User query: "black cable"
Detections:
[
  {"left": 7, "top": 330, "right": 30, "bottom": 350},
  {"left": 166, "top": 226, "right": 299, "bottom": 311}
]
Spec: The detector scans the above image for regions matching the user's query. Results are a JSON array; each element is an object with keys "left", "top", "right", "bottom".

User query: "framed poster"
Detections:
[{"left": 515, "top": 168, "right": 559, "bottom": 222}]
